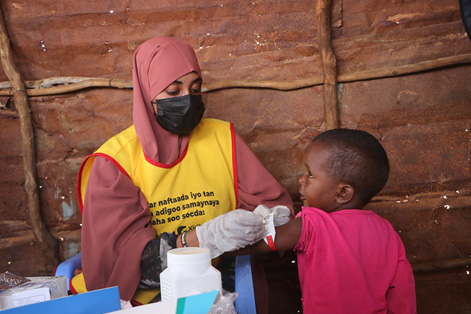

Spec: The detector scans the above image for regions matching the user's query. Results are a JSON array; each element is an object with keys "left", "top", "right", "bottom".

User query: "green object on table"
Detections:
[{"left": 175, "top": 290, "right": 218, "bottom": 314}]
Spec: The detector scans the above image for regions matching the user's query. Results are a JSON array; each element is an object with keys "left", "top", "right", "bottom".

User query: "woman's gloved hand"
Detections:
[
  {"left": 196, "top": 209, "right": 266, "bottom": 258},
  {"left": 253, "top": 205, "right": 292, "bottom": 226}
]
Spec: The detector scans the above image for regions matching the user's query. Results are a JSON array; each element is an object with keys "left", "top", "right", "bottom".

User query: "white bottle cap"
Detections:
[{"left": 167, "top": 247, "right": 211, "bottom": 276}]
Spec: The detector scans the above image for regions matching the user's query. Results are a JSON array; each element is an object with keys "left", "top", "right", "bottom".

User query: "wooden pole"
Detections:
[
  {"left": 0, "top": 54, "right": 470, "bottom": 96},
  {"left": 0, "top": 7, "right": 59, "bottom": 270},
  {"left": 316, "top": 0, "right": 339, "bottom": 130}
]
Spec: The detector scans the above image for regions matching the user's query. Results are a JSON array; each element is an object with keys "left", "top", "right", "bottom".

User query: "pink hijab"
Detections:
[{"left": 132, "top": 36, "right": 202, "bottom": 164}]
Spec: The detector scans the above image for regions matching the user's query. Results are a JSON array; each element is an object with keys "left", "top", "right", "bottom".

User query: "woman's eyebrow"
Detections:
[
  {"left": 171, "top": 77, "right": 202, "bottom": 85},
  {"left": 191, "top": 77, "right": 202, "bottom": 84}
]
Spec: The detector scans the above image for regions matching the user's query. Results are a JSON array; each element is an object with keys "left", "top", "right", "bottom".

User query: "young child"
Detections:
[{"left": 244, "top": 128, "right": 416, "bottom": 313}]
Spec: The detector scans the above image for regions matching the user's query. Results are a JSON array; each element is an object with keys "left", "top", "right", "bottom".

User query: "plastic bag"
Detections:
[
  {"left": 0, "top": 272, "right": 30, "bottom": 290},
  {"left": 209, "top": 290, "right": 238, "bottom": 314}
]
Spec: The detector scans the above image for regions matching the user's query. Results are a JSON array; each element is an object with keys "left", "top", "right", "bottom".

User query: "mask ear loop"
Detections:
[{"left": 151, "top": 100, "right": 159, "bottom": 119}]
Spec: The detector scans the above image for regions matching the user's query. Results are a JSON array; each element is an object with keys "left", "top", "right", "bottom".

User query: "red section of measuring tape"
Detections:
[{"left": 266, "top": 235, "right": 277, "bottom": 251}]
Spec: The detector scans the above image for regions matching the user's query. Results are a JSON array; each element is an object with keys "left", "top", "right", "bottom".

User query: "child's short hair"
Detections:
[{"left": 313, "top": 128, "right": 390, "bottom": 205}]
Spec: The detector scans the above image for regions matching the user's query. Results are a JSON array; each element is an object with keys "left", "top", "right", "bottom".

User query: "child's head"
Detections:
[{"left": 299, "top": 128, "right": 389, "bottom": 212}]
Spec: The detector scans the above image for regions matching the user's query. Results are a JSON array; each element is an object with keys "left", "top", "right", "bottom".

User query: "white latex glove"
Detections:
[
  {"left": 253, "top": 205, "right": 292, "bottom": 226},
  {"left": 196, "top": 209, "right": 266, "bottom": 258}
]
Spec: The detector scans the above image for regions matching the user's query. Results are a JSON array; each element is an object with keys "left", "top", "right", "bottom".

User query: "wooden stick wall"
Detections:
[
  {"left": 0, "top": 7, "right": 59, "bottom": 270},
  {"left": 1, "top": 3, "right": 471, "bottom": 272},
  {"left": 316, "top": 0, "right": 339, "bottom": 129},
  {"left": 1, "top": 53, "right": 470, "bottom": 96}
]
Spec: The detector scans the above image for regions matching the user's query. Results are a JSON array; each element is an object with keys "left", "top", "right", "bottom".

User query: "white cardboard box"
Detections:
[
  {"left": 0, "top": 287, "right": 50, "bottom": 310},
  {"left": 25, "top": 276, "right": 68, "bottom": 299}
]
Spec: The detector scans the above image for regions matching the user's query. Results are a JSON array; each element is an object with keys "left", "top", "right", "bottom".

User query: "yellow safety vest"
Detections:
[{"left": 75, "top": 118, "right": 237, "bottom": 303}]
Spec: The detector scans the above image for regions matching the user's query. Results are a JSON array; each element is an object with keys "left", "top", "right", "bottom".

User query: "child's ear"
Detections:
[{"left": 336, "top": 184, "right": 354, "bottom": 204}]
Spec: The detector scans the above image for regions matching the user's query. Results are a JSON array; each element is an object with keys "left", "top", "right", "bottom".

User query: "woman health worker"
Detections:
[{"left": 74, "top": 36, "right": 293, "bottom": 310}]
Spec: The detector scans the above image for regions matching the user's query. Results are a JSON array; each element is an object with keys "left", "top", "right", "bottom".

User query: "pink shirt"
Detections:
[{"left": 294, "top": 207, "right": 416, "bottom": 314}]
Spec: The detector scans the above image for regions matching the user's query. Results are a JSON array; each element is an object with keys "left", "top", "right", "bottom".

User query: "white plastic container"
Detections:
[{"left": 160, "top": 247, "right": 222, "bottom": 301}]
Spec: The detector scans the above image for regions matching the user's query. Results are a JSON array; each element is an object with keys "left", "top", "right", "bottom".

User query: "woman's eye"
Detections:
[
  {"left": 191, "top": 83, "right": 202, "bottom": 94},
  {"left": 166, "top": 89, "right": 180, "bottom": 96}
]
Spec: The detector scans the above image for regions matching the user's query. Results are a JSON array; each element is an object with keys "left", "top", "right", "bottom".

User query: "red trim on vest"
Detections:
[
  {"left": 93, "top": 153, "right": 132, "bottom": 179},
  {"left": 230, "top": 123, "right": 239, "bottom": 206},
  {"left": 143, "top": 145, "right": 189, "bottom": 168},
  {"left": 69, "top": 280, "right": 78, "bottom": 295},
  {"left": 77, "top": 156, "right": 89, "bottom": 214}
]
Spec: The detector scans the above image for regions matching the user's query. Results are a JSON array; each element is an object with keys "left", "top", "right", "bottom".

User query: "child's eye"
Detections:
[{"left": 191, "top": 88, "right": 201, "bottom": 94}]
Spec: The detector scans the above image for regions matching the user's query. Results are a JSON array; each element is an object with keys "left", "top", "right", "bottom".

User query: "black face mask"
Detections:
[{"left": 153, "top": 94, "right": 205, "bottom": 135}]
